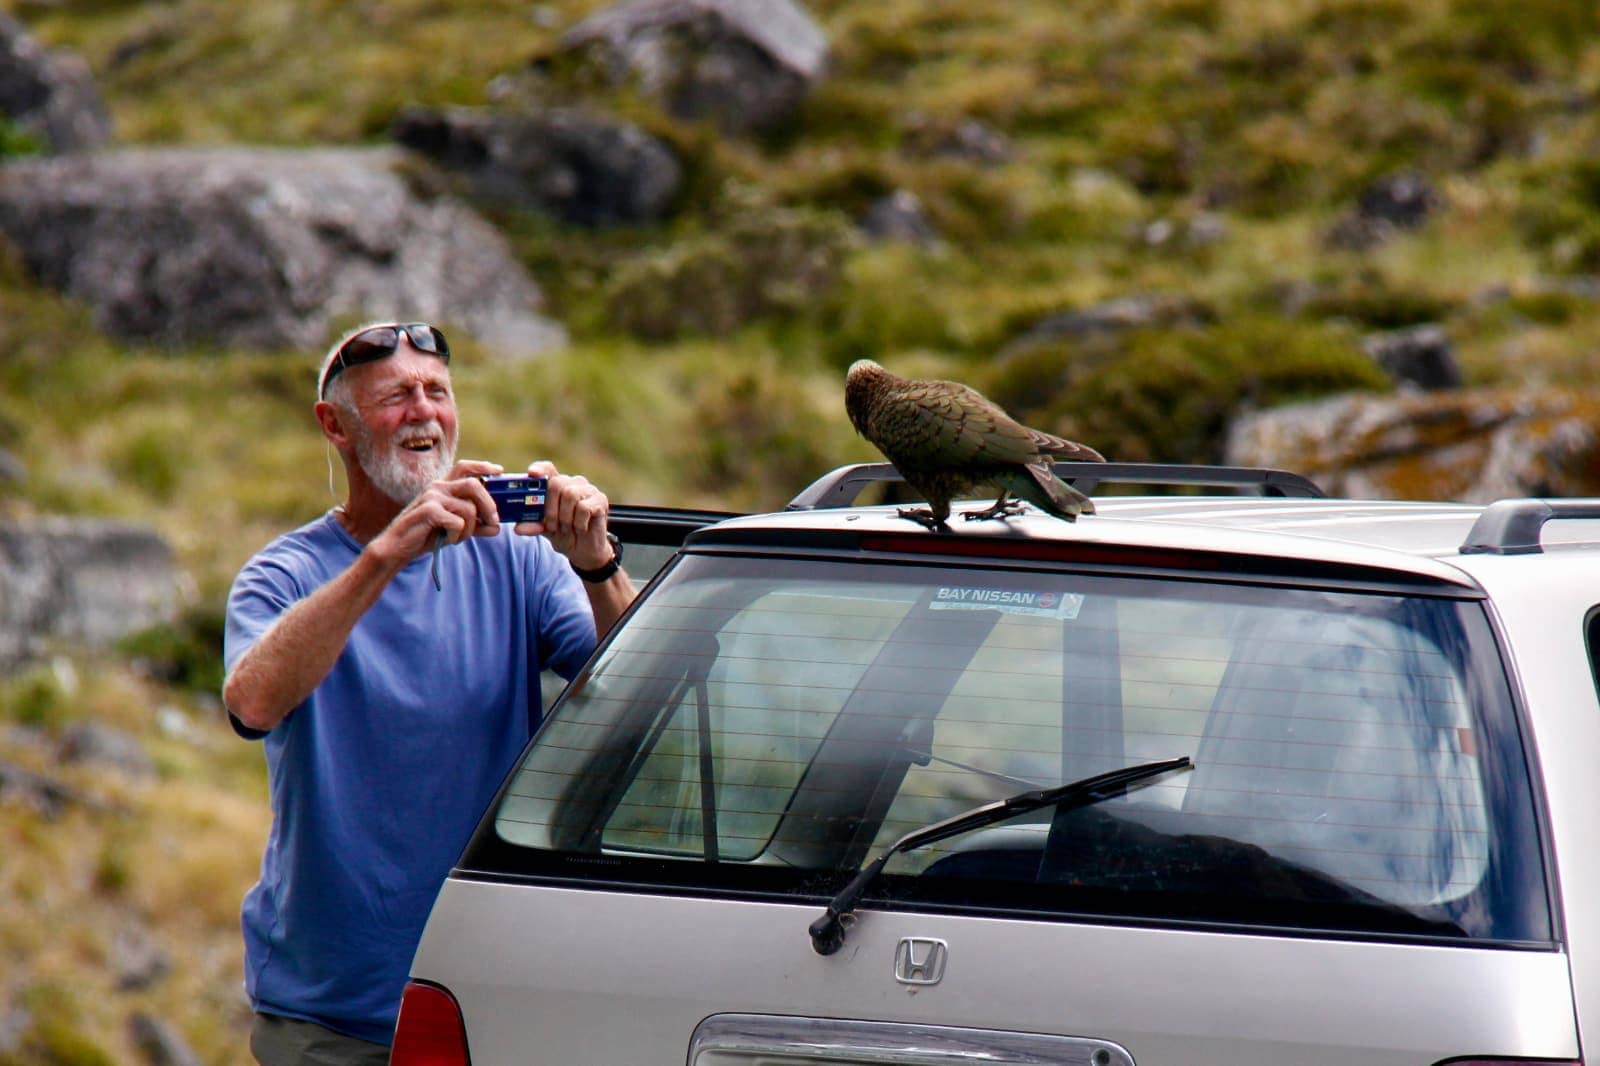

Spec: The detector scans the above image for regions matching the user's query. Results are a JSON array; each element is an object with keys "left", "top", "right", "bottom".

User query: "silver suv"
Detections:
[{"left": 395, "top": 463, "right": 1600, "bottom": 1066}]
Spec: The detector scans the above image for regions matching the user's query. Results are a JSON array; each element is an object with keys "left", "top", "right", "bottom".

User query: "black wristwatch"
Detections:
[{"left": 572, "top": 531, "right": 623, "bottom": 584}]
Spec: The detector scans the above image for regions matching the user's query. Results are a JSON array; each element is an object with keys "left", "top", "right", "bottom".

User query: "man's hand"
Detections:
[
  {"left": 514, "top": 461, "right": 614, "bottom": 570},
  {"left": 370, "top": 459, "right": 505, "bottom": 565}
]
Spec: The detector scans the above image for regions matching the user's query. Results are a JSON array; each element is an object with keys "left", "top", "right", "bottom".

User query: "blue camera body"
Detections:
[{"left": 484, "top": 475, "right": 547, "bottom": 524}]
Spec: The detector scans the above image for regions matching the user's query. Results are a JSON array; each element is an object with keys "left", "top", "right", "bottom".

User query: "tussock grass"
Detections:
[{"left": 0, "top": 656, "right": 265, "bottom": 1066}]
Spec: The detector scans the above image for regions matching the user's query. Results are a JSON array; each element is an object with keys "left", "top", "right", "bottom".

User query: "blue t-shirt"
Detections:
[{"left": 223, "top": 512, "right": 597, "bottom": 1045}]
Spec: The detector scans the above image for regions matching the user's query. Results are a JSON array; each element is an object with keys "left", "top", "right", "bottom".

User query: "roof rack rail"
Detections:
[
  {"left": 1460, "top": 499, "right": 1600, "bottom": 555},
  {"left": 786, "top": 462, "right": 1326, "bottom": 511}
]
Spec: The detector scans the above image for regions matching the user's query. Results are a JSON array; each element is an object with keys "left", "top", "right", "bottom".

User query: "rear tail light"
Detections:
[{"left": 391, "top": 980, "right": 471, "bottom": 1066}]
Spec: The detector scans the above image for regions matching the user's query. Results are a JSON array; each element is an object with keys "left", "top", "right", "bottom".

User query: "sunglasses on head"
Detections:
[{"left": 319, "top": 323, "right": 451, "bottom": 398}]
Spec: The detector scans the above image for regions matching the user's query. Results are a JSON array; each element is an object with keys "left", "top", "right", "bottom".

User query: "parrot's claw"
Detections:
[
  {"left": 896, "top": 507, "right": 949, "bottom": 531},
  {"left": 962, "top": 497, "right": 1027, "bottom": 522}
]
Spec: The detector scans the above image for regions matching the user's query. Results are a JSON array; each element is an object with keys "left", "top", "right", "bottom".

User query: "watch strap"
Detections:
[{"left": 573, "top": 531, "right": 623, "bottom": 583}]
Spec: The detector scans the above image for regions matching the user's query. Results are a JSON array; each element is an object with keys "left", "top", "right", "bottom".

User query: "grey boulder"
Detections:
[
  {"left": 1360, "top": 323, "right": 1464, "bottom": 391},
  {"left": 393, "top": 105, "right": 682, "bottom": 227},
  {"left": 0, "top": 13, "right": 111, "bottom": 152},
  {"left": 0, "top": 517, "right": 187, "bottom": 672},
  {"left": 0, "top": 146, "right": 565, "bottom": 355},
  {"left": 558, "top": 0, "right": 829, "bottom": 135}
]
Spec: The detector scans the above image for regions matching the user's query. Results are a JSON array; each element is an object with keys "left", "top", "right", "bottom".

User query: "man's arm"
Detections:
[
  {"left": 224, "top": 464, "right": 504, "bottom": 733},
  {"left": 222, "top": 548, "right": 405, "bottom": 733},
  {"left": 518, "top": 461, "right": 638, "bottom": 635},
  {"left": 583, "top": 567, "right": 634, "bottom": 636}
]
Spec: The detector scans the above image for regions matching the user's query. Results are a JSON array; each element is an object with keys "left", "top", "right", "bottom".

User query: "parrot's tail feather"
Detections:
[{"left": 1024, "top": 462, "right": 1095, "bottom": 518}]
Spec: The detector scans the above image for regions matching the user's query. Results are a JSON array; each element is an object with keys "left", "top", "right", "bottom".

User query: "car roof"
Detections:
[
  {"left": 695, "top": 499, "right": 1480, "bottom": 588},
  {"left": 682, "top": 465, "right": 1600, "bottom": 593},
  {"left": 1093, "top": 496, "right": 1486, "bottom": 556}
]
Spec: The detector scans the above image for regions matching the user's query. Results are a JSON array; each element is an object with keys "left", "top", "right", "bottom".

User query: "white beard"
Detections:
[{"left": 349, "top": 417, "right": 458, "bottom": 504}]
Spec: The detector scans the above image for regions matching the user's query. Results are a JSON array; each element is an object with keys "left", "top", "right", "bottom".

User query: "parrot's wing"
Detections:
[
  {"left": 886, "top": 380, "right": 1051, "bottom": 466},
  {"left": 1029, "top": 428, "right": 1105, "bottom": 462}
]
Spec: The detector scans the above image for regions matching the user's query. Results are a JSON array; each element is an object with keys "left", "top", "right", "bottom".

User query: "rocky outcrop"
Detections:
[
  {"left": 557, "top": 0, "right": 829, "bottom": 135},
  {"left": 901, "top": 115, "right": 1014, "bottom": 165},
  {"left": 0, "top": 517, "right": 187, "bottom": 671},
  {"left": 59, "top": 720, "right": 156, "bottom": 780},
  {"left": 1324, "top": 171, "right": 1441, "bottom": 251},
  {"left": 0, "top": 146, "right": 566, "bottom": 354},
  {"left": 0, "top": 449, "right": 23, "bottom": 486},
  {"left": 999, "top": 292, "right": 1214, "bottom": 359},
  {"left": 392, "top": 105, "right": 682, "bottom": 226},
  {"left": 129, "top": 1013, "right": 200, "bottom": 1066},
  {"left": 1360, "top": 323, "right": 1464, "bottom": 390},
  {"left": 0, "top": 14, "right": 111, "bottom": 152},
  {"left": 1225, "top": 388, "right": 1600, "bottom": 501},
  {"left": 860, "top": 189, "right": 937, "bottom": 245},
  {"left": 0, "top": 751, "right": 100, "bottom": 819}
]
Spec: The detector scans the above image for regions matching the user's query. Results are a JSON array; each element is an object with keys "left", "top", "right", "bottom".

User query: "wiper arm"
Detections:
[{"left": 807, "top": 755, "right": 1193, "bottom": 956}]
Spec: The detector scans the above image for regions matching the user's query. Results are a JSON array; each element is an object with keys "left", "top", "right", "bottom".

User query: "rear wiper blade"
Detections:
[{"left": 807, "top": 756, "right": 1193, "bottom": 956}]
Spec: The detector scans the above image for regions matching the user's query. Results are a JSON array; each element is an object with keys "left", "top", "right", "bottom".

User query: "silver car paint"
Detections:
[
  {"left": 1462, "top": 552, "right": 1600, "bottom": 1056},
  {"left": 415, "top": 880, "right": 1577, "bottom": 1065}
]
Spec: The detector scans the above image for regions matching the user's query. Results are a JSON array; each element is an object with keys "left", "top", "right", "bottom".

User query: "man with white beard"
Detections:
[{"left": 221, "top": 322, "right": 632, "bottom": 1065}]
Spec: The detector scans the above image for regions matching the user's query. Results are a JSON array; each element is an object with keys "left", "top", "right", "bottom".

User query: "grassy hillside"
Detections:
[{"left": 3, "top": 0, "right": 1600, "bottom": 1061}]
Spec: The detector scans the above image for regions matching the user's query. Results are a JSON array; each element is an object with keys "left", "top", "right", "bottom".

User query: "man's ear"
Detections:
[{"left": 314, "top": 400, "right": 352, "bottom": 448}]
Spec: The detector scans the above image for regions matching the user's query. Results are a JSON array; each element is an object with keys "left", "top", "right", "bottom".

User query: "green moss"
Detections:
[
  {"left": 0, "top": 118, "right": 44, "bottom": 160},
  {"left": 823, "top": 246, "right": 974, "bottom": 361},
  {"left": 603, "top": 206, "right": 856, "bottom": 340},
  {"left": 1286, "top": 270, "right": 1458, "bottom": 330},
  {"left": 1438, "top": 0, "right": 1600, "bottom": 66},
  {"left": 685, "top": 352, "right": 838, "bottom": 505},
  {"left": 110, "top": 426, "right": 182, "bottom": 502},
  {"left": 117, "top": 606, "right": 226, "bottom": 696},
  {"left": 1301, "top": 0, "right": 1417, "bottom": 41},
  {"left": 8, "top": 983, "right": 116, "bottom": 1066},
  {"left": 1098, "top": 111, "right": 1195, "bottom": 197},
  {"left": 93, "top": 837, "right": 133, "bottom": 896},
  {"left": 989, "top": 315, "right": 1389, "bottom": 463},
  {"left": 1504, "top": 289, "right": 1591, "bottom": 326},
  {"left": 10, "top": 1019, "right": 116, "bottom": 1066},
  {"left": 0, "top": 667, "right": 72, "bottom": 731}
]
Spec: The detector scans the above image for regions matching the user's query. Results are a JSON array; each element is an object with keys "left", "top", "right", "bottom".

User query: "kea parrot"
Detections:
[{"left": 845, "top": 358, "right": 1105, "bottom": 530}]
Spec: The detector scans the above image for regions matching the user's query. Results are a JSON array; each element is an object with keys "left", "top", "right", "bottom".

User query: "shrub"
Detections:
[
  {"left": 116, "top": 605, "right": 225, "bottom": 697},
  {"left": 1514, "top": 185, "right": 1600, "bottom": 275},
  {"left": 1285, "top": 271, "right": 1457, "bottom": 330},
  {"left": 0, "top": 118, "right": 42, "bottom": 161},
  {"left": 0, "top": 667, "right": 71, "bottom": 730},
  {"left": 7, "top": 983, "right": 115, "bottom": 1066},
  {"left": 682, "top": 349, "right": 846, "bottom": 508},
  {"left": 604, "top": 207, "right": 856, "bottom": 340},
  {"left": 823, "top": 246, "right": 979, "bottom": 361},
  {"left": 987, "top": 315, "right": 1389, "bottom": 463},
  {"left": 93, "top": 837, "right": 133, "bottom": 896},
  {"left": 111, "top": 426, "right": 182, "bottom": 502},
  {"left": 117, "top": 606, "right": 226, "bottom": 696}
]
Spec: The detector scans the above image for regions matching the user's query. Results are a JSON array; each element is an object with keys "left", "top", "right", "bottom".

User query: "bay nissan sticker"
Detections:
[{"left": 929, "top": 586, "right": 1085, "bottom": 619}]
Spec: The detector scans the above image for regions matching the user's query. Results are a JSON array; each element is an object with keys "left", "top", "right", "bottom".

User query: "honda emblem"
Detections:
[{"left": 893, "top": 937, "right": 948, "bottom": 986}]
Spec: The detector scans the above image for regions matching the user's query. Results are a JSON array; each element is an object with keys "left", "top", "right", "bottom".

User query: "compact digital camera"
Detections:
[{"left": 484, "top": 475, "right": 547, "bottom": 524}]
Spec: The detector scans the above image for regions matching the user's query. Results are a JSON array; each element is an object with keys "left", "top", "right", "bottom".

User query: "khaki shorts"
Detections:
[{"left": 250, "top": 1012, "right": 391, "bottom": 1066}]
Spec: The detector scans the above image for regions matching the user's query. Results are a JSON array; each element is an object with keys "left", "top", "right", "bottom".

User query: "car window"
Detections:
[
  {"left": 482, "top": 554, "right": 1549, "bottom": 943},
  {"left": 603, "top": 584, "right": 910, "bottom": 857}
]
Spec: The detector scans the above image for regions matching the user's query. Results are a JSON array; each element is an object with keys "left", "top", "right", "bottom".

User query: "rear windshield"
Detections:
[{"left": 472, "top": 553, "right": 1550, "bottom": 944}]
